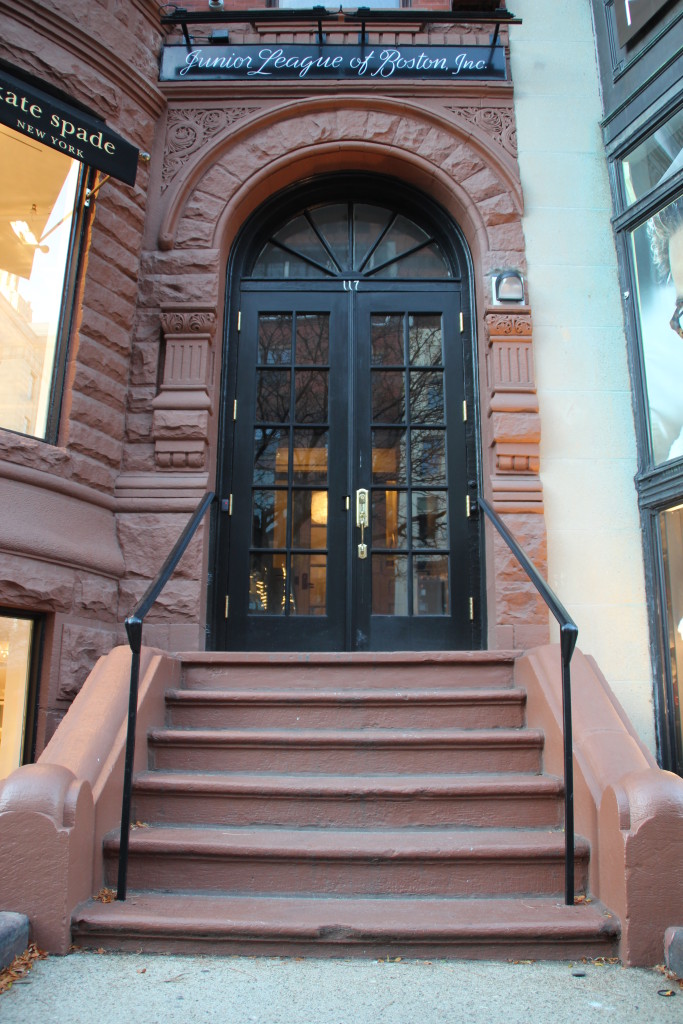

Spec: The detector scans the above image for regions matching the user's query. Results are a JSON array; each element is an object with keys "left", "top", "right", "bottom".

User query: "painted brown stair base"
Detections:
[{"left": 71, "top": 651, "right": 620, "bottom": 959}]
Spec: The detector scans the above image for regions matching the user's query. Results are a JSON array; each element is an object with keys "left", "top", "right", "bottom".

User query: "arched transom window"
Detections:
[{"left": 251, "top": 202, "right": 453, "bottom": 280}]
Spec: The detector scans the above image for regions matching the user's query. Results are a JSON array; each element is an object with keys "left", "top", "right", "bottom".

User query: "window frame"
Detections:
[{"left": 609, "top": 99, "right": 683, "bottom": 773}]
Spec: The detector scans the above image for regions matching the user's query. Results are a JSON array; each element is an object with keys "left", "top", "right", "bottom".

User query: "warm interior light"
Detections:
[
  {"left": 10, "top": 220, "right": 38, "bottom": 246},
  {"left": 678, "top": 618, "right": 683, "bottom": 642},
  {"left": 311, "top": 490, "right": 328, "bottom": 525},
  {"left": 10, "top": 220, "right": 48, "bottom": 253}
]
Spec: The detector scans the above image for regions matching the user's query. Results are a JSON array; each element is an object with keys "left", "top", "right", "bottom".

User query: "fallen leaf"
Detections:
[
  {"left": 137, "top": 968, "right": 147, "bottom": 974},
  {"left": 0, "top": 944, "right": 48, "bottom": 997},
  {"left": 94, "top": 888, "right": 117, "bottom": 903},
  {"left": 131, "top": 821, "right": 150, "bottom": 830}
]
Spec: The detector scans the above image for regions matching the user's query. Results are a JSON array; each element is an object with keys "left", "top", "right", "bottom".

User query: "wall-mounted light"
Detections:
[
  {"left": 492, "top": 270, "right": 525, "bottom": 305},
  {"left": 208, "top": 0, "right": 224, "bottom": 9}
]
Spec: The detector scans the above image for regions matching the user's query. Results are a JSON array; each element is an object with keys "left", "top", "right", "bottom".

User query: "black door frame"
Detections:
[{"left": 208, "top": 173, "right": 486, "bottom": 651}]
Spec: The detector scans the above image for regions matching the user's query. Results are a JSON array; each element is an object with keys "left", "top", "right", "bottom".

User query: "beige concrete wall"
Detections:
[{"left": 509, "top": 1, "right": 655, "bottom": 750}]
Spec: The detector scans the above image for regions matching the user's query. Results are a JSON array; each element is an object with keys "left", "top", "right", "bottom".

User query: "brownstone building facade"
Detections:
[{"left": 0, "top": 0, "right": 682, "bottom": 965}]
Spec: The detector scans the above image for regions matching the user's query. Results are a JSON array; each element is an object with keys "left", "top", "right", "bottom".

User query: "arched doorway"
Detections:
[{"left": 212, "top": 177, "right": 483, "bottom": 651}]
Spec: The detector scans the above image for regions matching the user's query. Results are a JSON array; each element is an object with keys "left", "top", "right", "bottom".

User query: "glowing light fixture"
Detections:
[{"left": 311, "top": 490, "right": 328, "bottom": 525}]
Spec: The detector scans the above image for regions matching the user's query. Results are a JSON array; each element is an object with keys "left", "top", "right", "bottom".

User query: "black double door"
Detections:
[{"left": 218, "top": 280, "right": 479, "bottom": 651}]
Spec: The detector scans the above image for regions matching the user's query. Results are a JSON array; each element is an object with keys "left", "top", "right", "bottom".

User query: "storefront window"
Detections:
[
  {"left": 628, "top": 193, "right": 683, "bottom": 464},
  {"left": 660, "top": 507, "right": 683, "bottom": 771},
  {"left": 0, "top": 615, "right": 34, "bottom": 780},
  {"left": 0, "top": 124, "right": 80, "bottom": 438},
  {"left": 621, "top": 108, "right": 683, "bottom": 207}
]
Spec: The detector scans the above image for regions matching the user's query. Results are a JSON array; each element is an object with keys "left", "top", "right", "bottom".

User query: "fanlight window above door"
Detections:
[{"left": 251, "top": 203, "right": 453, "bottom": 280}]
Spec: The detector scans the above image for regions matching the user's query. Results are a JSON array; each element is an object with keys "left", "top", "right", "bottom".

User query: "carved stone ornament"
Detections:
[
  {"left": 160, "top": 309, "right": 217, "bottom": 339},
  {"left": 484, "top": 312, "right": 532, "bottom": 338},
  {"left": 162, "top": 107, "right": 260, "bottom": 190},
  {"left": 447, "top": 106, "right": 517, "bottom": 157}
]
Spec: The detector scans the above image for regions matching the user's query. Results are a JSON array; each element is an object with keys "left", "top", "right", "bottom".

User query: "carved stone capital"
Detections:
[
  {"left": 160, "top": 309, "right": 217, "bottom": 340},
  {"left": 484, "top": 311, "right": 532, "bottom": 339}
]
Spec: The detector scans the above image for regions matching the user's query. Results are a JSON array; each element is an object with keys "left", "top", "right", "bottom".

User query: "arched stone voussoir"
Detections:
[{"left": 162, "top": 97, "right": 523, "bottom": 253}]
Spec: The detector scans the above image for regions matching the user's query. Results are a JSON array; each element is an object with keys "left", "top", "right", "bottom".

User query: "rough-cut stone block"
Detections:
[
  {"left": 69, "top": 391, "right": 126, "bottom": 439},
  {"left": 57, "top": 624, "right": 116, "bottom": 701},
  {"left": 153, "top": 408, "right": 209, "bottom": 440},
  {"left": 75, "top": 576, "right": 119, "bottom": 618},
  {"left": 67, "top": 420, "right": 123, "bottom": 469},
  {"left": 0, "top": 554, "right": 74, "bottom": 612},
  {"left": 118, "top": 579, "right": 201, "bottom": 622},
  {"left": 68, "top": 453, "right": 117, "bottom": 493},
  {"left": 116, "top": 514, "right": 205, "bottom": 581},
  {"left": 0, "top": 913, "right": 29, "bottom": 971}
]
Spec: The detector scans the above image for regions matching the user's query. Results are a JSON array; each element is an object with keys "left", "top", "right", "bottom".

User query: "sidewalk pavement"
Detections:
[{"left": 1, "top": 950, "right": 680, "bottom": 1024}]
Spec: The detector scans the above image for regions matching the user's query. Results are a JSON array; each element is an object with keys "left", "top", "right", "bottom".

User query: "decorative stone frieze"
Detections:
[
  {"left": 152, "top": 306, "right": 217, "bottom": 470},
  {"left": 447, "top": 106, "right": 517, "bottom": 157},
  {"left": 162, "top": 107, "right": 260, "bottom": 191}
]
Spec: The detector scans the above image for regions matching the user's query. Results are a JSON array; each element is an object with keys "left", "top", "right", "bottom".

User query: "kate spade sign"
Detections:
[
  {"left": 161, "top": 44, "right": 506, "bottom": 82},
  {"left": 0, "top": 67, "right": 139, "bottom": 185}
]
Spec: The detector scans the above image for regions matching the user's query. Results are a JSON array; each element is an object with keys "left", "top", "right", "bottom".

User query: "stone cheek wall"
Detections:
[
  {"left": 122, "top": 19, "right": 550, "bottom": 653},
  {"left": 0, "top": 0, "right": 164, "bottom": 745}
]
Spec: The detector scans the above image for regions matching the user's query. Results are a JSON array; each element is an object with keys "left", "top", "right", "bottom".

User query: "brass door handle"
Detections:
[{"left": 356, "top": 488, "right": 369, "bottom": 559}]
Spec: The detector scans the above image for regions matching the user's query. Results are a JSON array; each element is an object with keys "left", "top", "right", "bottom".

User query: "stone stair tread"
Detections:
[
  {"left": 175, "top": 651, "right": 520, "bottom": 665},
  {"left": 166, "top": 687, "right": 526, "bottom": 703},
  {"left": 105, "top": 824, "right": 587, "bottom": 859},
  {"left": 73, "top": 892, "right": 619, "bottom": 955},
  {"left": 149, "top": 726, "right": 543, "bottom": 744},
  {"left": 133, "top": 770, "right": 561, "bottom": 796}
]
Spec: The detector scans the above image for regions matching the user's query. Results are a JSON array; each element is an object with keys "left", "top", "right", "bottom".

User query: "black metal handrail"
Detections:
[
  {"left": 117, "top": 490, "right": 215, "bottom": 900},
  {"left": 477, "top": 495, "right": 578, "bottom": 906}
]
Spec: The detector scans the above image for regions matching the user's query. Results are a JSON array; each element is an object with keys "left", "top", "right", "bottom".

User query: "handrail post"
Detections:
[
  {"left": 560, "top": 622, "right": 578, "bottom": 906},
  {"left": 114, "top": 491, "right": 214, "bottom": 901},
  {"left": 117, "top": 615, "right": 142, "bottom": 901}
]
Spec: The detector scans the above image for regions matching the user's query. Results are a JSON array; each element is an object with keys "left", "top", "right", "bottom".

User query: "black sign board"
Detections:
[
  {"left": 0, "top": 68, "right": 139, "bottom": 186},
  {"left": 161, "top": 43, "right": 507, "bottom": 83}
]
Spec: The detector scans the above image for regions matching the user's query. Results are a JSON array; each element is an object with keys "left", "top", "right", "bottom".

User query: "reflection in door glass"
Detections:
[
  {"left": 372, "top": 490, "right": 408, "bottom": 548},
  {"left": 372, "top": 554, "right": 408, "bottom": 614},
  {"left": 258, "top": 313, "right": 292, "bottom": 363},
  {"left": 292, "top": 554, "right": 326, "bottom": 616},
  {"left": 409, "top": 315, "right": 443, "bottom": 366},
  {"left": 296, "top": 313, "right": 330, "bottom": 364},
  {"left": 414, "top": 556, "right": 450, "bottom": 616},
  {"left": 249, "top": 311, "right": 329, "bottom": 617},
  {"left": 412, "top": 491, "right": 448, "bottom": 548},
  {"left": 372, "top": 429, "right": 407, "bottom": 483},
  {"left": 253, "top": 428, "right": 289, "bottom": 485},
  {"left": 369, "top": 311, "right": 450, "bottom": 617}
]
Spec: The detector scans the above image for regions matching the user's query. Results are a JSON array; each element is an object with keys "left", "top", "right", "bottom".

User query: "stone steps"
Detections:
[
  {"left": 164, "top": 687, "right": 527, "bottom": 730},
  {"left": 73, "top": 650, "right": 619, "bottom": 958},
  {"left": 131, "top": 770, "right": 564, "bottom": 828},
  {"left": 148, "top": 726, "right": 544, "bottom": 774},
  {"left": 72, "top": 893, "right": 620, "bottom": 960},
  {"left": 102, "top": 825, "right": 589, "bottom": 898}
]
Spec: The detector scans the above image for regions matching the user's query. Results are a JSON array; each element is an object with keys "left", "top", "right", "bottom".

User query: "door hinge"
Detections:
[
  {"left": 237, "top": 311, "right": 242, "bottom": 332},
  {"left": 224, "top": 595, "right": 229, "bottom": 619},
  {"left": 459, "top": 312, "right": 464, "bottom": 333},
  {"left": 463, "top": 400, "right": 468, "bottom": 422},
  {"left": 469, "top": 596, "right": 474, "bottom": 621},
  {"left": 228, "top": 493, "right": 233, "bottom": 516},
  {"left": 233, "top": 399, "right": 238, "bottom": 421}
]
